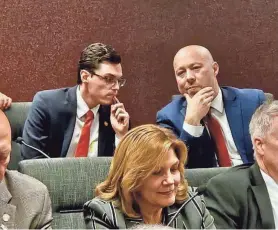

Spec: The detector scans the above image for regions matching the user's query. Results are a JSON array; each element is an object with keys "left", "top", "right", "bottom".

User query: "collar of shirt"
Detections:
[
  {"left": 76, "top": 86, "right": 100, "bottom": 119},
  {"left": 210, "top": 88, "right": 224, "bottom": 114},
  {"left": 260, "top": 169, "right": 278, "bottom": 188}
]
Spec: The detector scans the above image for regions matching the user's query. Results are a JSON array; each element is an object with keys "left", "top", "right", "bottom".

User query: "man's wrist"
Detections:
[
  {"left": 184, "top": 116, "right": 201, "bottom": 126},
  {"left": 183, "top": 122, "right": 204, "bottom": 137},
  {"left": 115, "top": 130, "right": 128, "bottom": 140}
]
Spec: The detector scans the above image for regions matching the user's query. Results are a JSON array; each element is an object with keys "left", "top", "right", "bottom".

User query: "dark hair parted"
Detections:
[{"left": 77, "top": 43, "right": 121, "bottom": 84}]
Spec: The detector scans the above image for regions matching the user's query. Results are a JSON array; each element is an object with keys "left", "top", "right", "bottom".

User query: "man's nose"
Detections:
[{"left": 186, "top": 70, "right": 196, "bottom": 83}]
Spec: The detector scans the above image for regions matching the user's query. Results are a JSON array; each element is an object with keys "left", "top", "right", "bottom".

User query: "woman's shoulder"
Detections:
[
  {"left": 170, "top": 187, "right": 204, "bottom": 210},
  {"left": 168, "top": 187, "right": 215, "bottom": 229},
  {"left": 184, "top": 187, "right": 206, "bottom": 213},
  {"left": 185, "top": 187, "right": 215, "bottom": 229},
  {"left": 84, "top": 197, "right": 110, "bottom": 207},
  {"left": 84, "top": 197, "right": 114, "bottom": 215},
  {"left": 84, "top": 198, "right": 121, "bottom": 229}
]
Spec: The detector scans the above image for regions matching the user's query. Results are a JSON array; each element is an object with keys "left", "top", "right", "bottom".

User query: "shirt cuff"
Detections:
[
  {"left": 183, "top": 122, "right": 204, "bottom": 137},
  {"left": 115, "top": 135, "right": 120, "bottom": 147}
]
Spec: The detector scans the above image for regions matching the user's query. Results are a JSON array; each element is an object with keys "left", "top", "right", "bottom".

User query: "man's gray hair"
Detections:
[{"left": 249, "top": 100, "right": 278, "bottom": 144}]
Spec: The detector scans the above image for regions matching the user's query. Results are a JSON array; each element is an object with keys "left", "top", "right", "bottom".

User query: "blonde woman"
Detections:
[{"left": 84, "top": 124, "right": 215, "bottom": 229}]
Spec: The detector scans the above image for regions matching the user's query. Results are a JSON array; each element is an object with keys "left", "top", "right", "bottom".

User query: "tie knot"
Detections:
[{"left": 86, "top": 110, "right": 94, "bottom": 121}]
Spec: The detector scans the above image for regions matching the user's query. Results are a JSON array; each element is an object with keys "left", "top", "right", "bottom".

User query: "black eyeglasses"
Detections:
[{"left": 92, "top": 72, "right": 126, "bottom": 87}]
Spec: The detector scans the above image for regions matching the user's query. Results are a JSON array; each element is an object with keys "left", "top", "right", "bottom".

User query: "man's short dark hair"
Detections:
[{"left": 77, "top": 43, "right": 121, "bottom": 84}]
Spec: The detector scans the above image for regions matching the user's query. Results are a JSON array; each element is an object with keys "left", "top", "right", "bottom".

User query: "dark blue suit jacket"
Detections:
[
  {"left": 156, "top": 87, "right": 266, "bottom": 168},
  {"left": 22, "top": 86, "right": 116, "bottom": 159}
]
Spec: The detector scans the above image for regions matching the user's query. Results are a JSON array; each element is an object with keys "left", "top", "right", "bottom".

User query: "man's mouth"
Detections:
[
  {"left": 186, "top": 85, "right": 200, "bottom": 91},
  {"left": 186, "top": 86, "right": 202, "bottom": 96},
  {"left": 107, "top": 93, "right": 117, "bottom": 98}
]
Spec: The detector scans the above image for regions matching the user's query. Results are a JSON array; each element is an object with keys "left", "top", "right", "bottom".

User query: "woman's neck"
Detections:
[{"left": 141, "top": 208, "right": 163, "bottom": 224}]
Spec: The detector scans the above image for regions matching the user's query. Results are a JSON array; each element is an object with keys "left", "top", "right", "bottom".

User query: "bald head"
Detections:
[
  {"left": 174, "top": 45, "right": 214, "bottom": 68},
  {"left": 0, "top": 110, "right": 11, "bottom": 180},
  {"left": 0, "top": 110, "right": 11, "bottom": 142},
  {"left": 173, "top": 45, "right": 219, "bottom": 97}
]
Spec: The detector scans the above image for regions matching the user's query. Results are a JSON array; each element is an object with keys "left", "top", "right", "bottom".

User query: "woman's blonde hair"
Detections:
[{"left": 95, "top": 124, "right": 188, "bottom": 217}]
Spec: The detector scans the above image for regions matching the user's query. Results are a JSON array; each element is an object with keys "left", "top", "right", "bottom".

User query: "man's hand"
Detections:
[
  {"left": 110, "top": 97, "right": 130, "bottom": 139},
  {"left": 0, "top": 92, "right": 12, "bottom": 110},
  {"left": 184, "top": 87, "right": 214, "bottom": 126}
]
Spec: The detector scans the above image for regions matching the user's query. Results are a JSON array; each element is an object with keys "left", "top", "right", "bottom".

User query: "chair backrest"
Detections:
[
  {"left": 4, "top": 102, "right": 32, "bottom": 170},
  {"left": 18, "top": 157, "right": 229, "bottom": 229},
  {"left": 18, "top": 157, "right": 111, "bottom": 229},
  {"left": 186, "top": 167, "right": 228, "bottom": 187}
]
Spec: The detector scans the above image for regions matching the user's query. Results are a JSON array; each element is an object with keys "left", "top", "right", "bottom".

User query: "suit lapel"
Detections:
[
  {"left": 180, "top": 98, "right": 186, "bottom": 118},
  {"left": 222, "top": 87, "right": 247, "bottom": 162},
  {"left": 250, "top": 164, "right": 275, "bottom": 229},
  {"left": 179, "top": 98, "right": 188, "bottom": 133},
  {"left": 61, "top": 86, "right": 78, "bottom": 157},
  {"left": 0, "top": 176, "right": 16, "bottom": 229},
  {"left": 98, "top": 105, "right": 115, "bottom": 156}
]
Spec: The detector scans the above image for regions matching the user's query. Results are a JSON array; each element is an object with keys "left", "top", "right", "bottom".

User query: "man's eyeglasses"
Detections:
[{"left": 91, "top": 72, "right": 126, "bottom": 87}]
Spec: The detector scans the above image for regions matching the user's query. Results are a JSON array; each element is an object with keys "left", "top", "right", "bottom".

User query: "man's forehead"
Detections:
[
  {"left": 97, "top": 61, "right": 122, "bottom": 70},
  {"left": 173, "top": 46, "right": 213, "bottom": 68},
  {"left": 268, "top": 116, "right": 278, "bottom": 135},
  {"left": 97, "top": 62, "right": 122, "bottom": 76}
]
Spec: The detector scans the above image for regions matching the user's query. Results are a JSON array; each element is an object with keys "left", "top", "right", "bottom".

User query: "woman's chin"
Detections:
[{"left": 159, "top": 196, "right": 176, "bottom": 208}]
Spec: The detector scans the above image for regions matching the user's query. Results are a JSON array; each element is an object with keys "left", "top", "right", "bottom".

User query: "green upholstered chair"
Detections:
[
  {"left": 5, "top": 102, "right": 32, "bottom": 170},
  {"left": 18, "top": 157, "right": 228, "bottom": 229}
]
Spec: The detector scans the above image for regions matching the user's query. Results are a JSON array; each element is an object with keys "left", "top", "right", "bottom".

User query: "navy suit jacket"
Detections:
[
  {"left": 156, "top": 87, "right": 265, "bottom": 168},
  {"left": 22, "top": 86, "right": 116, "bottom": 159}
]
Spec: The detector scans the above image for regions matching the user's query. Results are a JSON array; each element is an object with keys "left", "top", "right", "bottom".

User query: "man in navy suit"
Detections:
[
  {"left": 157, "top": 45, "right": 265, "bottom": 168},
  {"left": 22, "top": 43, "right": 130, "bottom": 159}
]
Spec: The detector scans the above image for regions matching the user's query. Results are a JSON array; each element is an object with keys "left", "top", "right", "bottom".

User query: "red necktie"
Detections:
[
  {"left": 75, "top": 110, "right": 94, "bottom": 157},
  {"left": 205, "top": 112, "right": 232, "bottom": 167}
]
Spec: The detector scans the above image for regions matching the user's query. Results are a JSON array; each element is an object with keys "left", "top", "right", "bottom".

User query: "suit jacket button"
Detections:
[{"left": 2, "top": 214, "right": 10, "bottom": 222}]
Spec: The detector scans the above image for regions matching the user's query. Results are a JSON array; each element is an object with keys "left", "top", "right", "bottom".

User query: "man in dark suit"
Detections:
[
  {"left": 22, "top": 43, "right": 130, "bottom": 159},
  {"left": 204, "top": 101, "right": 278, "bottom": 229},
  {"left": 0, "top": 110, "right": 52, "bottom": 229},
  {"left": 157, "top": 45, "right": 265, "bottom": 168}
]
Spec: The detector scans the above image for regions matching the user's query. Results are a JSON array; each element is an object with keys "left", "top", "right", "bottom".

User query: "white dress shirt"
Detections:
[
  {"left": 66, "top": 87, "right": 119, "bottom": 157},
  {"left": 183, "top": 89, "right": 243, "bottom": 166},
  {"left": 261, "top": 170, "right": 278, "bottom": 228}
]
